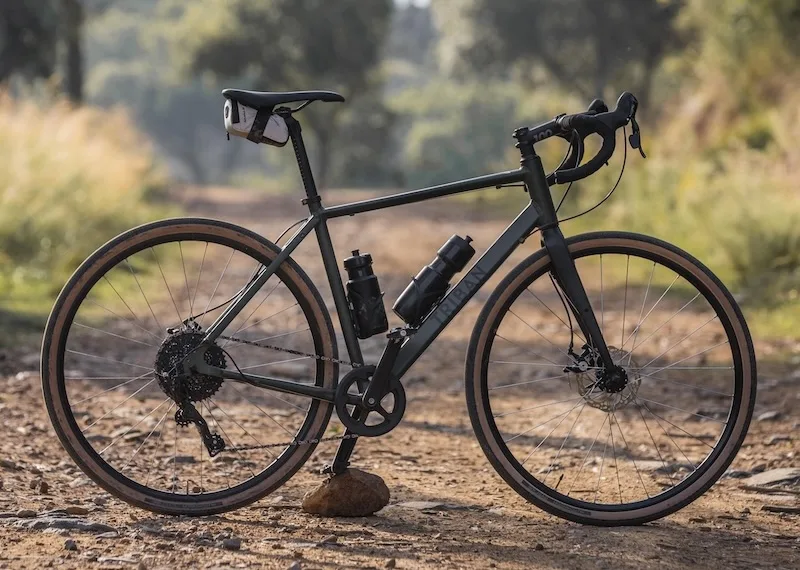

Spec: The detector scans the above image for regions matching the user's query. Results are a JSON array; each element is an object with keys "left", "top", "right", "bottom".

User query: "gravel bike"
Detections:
[{"left": 41, "top": 89, "right": 756, "bottom": 525}]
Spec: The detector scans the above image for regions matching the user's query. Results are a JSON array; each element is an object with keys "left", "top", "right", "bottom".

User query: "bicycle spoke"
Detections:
[
  {"left": 121, "top": 403, "right": 174, "bottom": 472},
  {"left": 494, "top": 396, "right": 583, "bottom": 418},
  {"left": 638, "top": 372, "right": 732, "bottom": 397},
  {"left": 124, "top": 258, "right": 165, "bottom": 335},
  {"left": 66, "top": 349, "right": 153, "bottom": 371},
  {"left": 99, "top": 397, "right": 172, "bottom": 456},
  {"left": 638, "top": 340, "right": 729, "bottom": 377},
  {"left": 150, "top": 246, "right": 183, "bottom": 324},
  {"left": 612, "top": 411, "right": 649, "bottom": 499},
  {"left": 524, "top": 287, "right": 587, "bottom": 345},
  {"left": 73, "top": 322, "right": 157, "bottom": 348},
  {"left": 86, "top": 299, "right": 162, "bottom": 344},
  {"left": 179, "top": 242, "right": 193, "bottom": 320},
  {"left": 567, "top": 414, "right": 608, "bottom": 496},
  {"left": 489, "top": 373, "right": 569, "bottom": 391},
  {"left": 83, "top": 378, "right": 157, "bottom": 432},
  {"left": 637, "top": 397, "right": 726, "bottom": 423},
  {"left": 629, "top": 288, "right": 699, "bottom": 353},
  {"left": 198, "top": 248, "right": 236, "bottom": 325},
  {"left": 73, "top": 370, "right": 154, "bottom": 405},
  {"left": 189, "top": 242, "right": 209, "bottom": 318},
  {"left": 623, "top": 260, "right": 655, "bottom": 359},
  {"left": 620, "top": 255, "right": 630, "bottom": 347},
  {"left": 508, "top": 309, "right": 577, "bottom": 365},
  {"left": 202, "top": 402, "right": 257, "bottom": 479}
]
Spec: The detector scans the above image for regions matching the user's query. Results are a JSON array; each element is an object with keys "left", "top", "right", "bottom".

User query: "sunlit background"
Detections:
[{"left": 1, "top": 0, "right": 799, "bottom": 350}]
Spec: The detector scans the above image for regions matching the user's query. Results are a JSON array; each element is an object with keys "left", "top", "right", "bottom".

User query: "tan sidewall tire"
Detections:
[
  {"left": 41, "top": 218, "right": 338, "bottom": 515},
  {"left": 466, "top": 232, "right": 756, "bottom": 525}
]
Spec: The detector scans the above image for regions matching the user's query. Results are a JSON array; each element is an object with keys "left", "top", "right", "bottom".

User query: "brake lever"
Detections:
[{"left": 628, "top": 115, "right": 647, "bottom": 159}]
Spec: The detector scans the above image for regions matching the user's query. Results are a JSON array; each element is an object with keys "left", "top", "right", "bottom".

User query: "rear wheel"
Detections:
[
  {"left": 41, "top": 218, "right": 338, "bottom": 515},
  {"left": 466, "top": 232, "right": 756, "bottom": 525}
]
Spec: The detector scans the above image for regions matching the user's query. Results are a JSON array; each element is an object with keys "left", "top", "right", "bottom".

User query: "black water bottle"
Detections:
[
  {"left": 393, "top": 235, "right": 475, "bottom": 325},
  {"left": 344, "top": 250, "right": 388, "bottom": 339}
]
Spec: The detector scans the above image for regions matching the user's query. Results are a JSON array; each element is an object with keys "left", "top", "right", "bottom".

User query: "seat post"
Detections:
[{"left": 284, "top": 114, "right": 322, "bottom": 211}]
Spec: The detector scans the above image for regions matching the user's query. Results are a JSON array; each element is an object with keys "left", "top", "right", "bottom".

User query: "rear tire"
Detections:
[{"left": 41, "top": 218, "right": 338, "bottom": 515}]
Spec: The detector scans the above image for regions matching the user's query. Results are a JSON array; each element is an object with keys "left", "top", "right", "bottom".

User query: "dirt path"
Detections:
[{"left": 0, "top": 186, "right": 797, "bottom": 569}]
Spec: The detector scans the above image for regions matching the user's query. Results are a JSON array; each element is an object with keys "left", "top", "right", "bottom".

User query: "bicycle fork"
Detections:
[
  {"left": 541, "top": 225, "right": 615, "bottom": 369},
  {"left": 519, "top": 141, "right": 616, "bottom": 371}
]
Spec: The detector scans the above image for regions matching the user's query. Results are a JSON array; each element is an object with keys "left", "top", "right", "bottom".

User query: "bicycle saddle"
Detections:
[{"left": 222, "top": 89, "right": 345, "bottom": 110}]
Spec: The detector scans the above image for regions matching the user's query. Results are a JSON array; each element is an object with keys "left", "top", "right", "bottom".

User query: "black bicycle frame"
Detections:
[{"left": 192, "top": 114, "right": 614, "bottom": 402}]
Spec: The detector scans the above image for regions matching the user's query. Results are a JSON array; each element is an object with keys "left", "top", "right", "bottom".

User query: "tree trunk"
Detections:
[{"left": 63, "top": 0, "right": 83, "bottom": 103}]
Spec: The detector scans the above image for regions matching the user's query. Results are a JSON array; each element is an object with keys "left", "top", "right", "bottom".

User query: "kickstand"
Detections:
[{"left": 323, "top": 410, "right": 362, "bottom": 475}]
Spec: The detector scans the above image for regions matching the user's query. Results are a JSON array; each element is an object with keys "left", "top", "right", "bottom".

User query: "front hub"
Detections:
[{"left": 567, "top": 347, "right": 641, "bottom": 412}]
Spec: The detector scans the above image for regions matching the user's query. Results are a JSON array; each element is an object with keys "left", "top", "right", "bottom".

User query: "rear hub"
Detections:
[{"left": 154, "top": 329, "right": 226, "bottom": 403}]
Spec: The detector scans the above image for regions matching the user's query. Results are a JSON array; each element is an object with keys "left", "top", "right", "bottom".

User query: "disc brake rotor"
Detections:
[{"left": 568, "top": 347, "right": 641, "bottom": 412}]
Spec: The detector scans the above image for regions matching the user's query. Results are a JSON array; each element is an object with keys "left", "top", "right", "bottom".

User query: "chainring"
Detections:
[{"left": 335, "top": 365, "right": 406, "bottom": 437}]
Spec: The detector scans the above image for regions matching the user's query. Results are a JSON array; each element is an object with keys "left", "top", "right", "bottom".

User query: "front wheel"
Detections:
[
  {"left": 41, "top": 218, "right": 338, "bottom": 515},
  {"left": 466, "top": 232, "right": 756, "bottom": 525}
]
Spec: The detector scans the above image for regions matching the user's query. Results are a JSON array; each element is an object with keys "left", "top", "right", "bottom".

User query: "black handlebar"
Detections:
[{"left": 519, "top": 92, "right": 642, "bottom": 186}]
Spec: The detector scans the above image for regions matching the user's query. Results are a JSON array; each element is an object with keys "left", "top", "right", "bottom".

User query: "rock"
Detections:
[
  {"left": 30, "top": 478, "right": 50, "bottom": 494},
  {"left": 744, "top": 468, "right": 800, "bottom": 486},
  {"left": 64, "top": 538, "right": 78, "bottom": 551},
  {"left": 64, "top": 506, "right": 89, "bottom": 516},
  {"left": 301, "top": 469, "right": 389, "bottom": 517},
  {"left": 319, "top": 534, "right": 338, "bottom": 545},
  {"left": 756, "top": 410, "right": 781, "bottom": 422},
  {"left": 535, "top": 543, "right": 545, "bottom": 551},
  {"left": 764, "top": 434, "right": 791, "bottom": 446},
  {"left": 396, "top": 501, "right": 444, "bottom": 510},
  {"left": 0, "top": 459, "right": 19, "bottom": 470},
  {"left": 221, "top": 537, "right": 241, "bottom": 550},
  {"left": 15, "top": 517, "right": 117, "bottom": 534},
  {"left": 723, "top": 469, "right": 751, "bottom": 479},
  {"left": 287, "top": 563, "right": 302, "bottom": 570},
  {"left": 761, "top": 505, "right": 800, "bottom": 514},
  {"left": 16, "top": 509, "right": 37, "bottom": 518},
  {"left": 385, "top": 559, "right": 396, "bottom": 568},
  {"left": 92, "top": 496, "right": 108, "bottom": 507}
]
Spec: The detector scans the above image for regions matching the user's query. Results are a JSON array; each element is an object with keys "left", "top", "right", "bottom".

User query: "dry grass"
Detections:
[{"left": 0, "top": 93, "right": 167, "bottom": 311}]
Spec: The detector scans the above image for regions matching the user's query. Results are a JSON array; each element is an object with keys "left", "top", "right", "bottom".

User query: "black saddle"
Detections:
[{"left": 222, "top": 89, "right": 345, "bottom": 110}]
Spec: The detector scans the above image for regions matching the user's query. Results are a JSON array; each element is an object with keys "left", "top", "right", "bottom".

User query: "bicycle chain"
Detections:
[
  {"left": 216, "top": 334, "right": 361, "bottom": 452},
  {"left": 218, "top": 334, "right": 360, "bottom": 368}
]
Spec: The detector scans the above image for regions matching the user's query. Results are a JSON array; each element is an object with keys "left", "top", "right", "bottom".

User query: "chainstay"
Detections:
[
  {"left": 225, "top": 433, "right": 359, "bottom": 452},
  {"left": 215, "top": 335, "right": 360, "bottom": 453},
  {"left": 218, "top": 334, "right": 359, "bottom": 367}
]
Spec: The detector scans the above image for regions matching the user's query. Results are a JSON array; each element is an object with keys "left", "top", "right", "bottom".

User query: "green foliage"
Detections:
[
  {"left": 0, "top": 0, "right": 60, "bottom": 84},
  {"left": 175, "top": 0, "right": 393, "bottom": 188},
  {"left": 445, "top": 0, "right": 683, "bottom": 107},
  {"left": 0, "top": 94, "right": 165, "bottom": 309}
]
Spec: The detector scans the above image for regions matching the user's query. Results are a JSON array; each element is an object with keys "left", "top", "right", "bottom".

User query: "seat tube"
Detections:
[
  {"left": 520, "top": 142, "right": 615, "bottom": 369},
  {"left": 285, "top": 115, "right": 321, "bottom": 206}
]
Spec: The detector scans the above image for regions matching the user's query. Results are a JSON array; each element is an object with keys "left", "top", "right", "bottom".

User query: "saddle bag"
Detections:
[{"left": 223, "top": 99, "right": 289, "bottom": 147}]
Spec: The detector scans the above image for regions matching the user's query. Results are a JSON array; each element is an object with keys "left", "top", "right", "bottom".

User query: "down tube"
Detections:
[{"left": 390, "top": 202, "right": 540, "bottom": 380}]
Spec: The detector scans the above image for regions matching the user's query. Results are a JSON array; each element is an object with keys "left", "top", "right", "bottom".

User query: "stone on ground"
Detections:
[{"left": 301, "top": 468, "right": 389, "bottom": 517}]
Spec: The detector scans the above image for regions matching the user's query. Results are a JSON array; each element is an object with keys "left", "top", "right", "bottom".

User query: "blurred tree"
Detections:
[
  {"left": 175, "top": 0, "right": 393, "bottom": 188},
  {"left": 0, "top": 1, "right": 59, "bottom": 85},
  {"left": 449, "top": 0, "right": 684, "bottom": 109},
  {"left": 62, "top": 0, "right": 84, "bottom": 102}
]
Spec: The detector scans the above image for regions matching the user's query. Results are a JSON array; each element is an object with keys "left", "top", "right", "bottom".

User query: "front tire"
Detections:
[{"left": 466, "top": 232, "right": 756, "bottom": 525}]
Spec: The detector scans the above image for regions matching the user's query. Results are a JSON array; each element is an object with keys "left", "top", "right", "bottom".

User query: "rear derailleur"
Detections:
[{"left": 155, "top": 320, "right": 227, "bottom": 457}]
